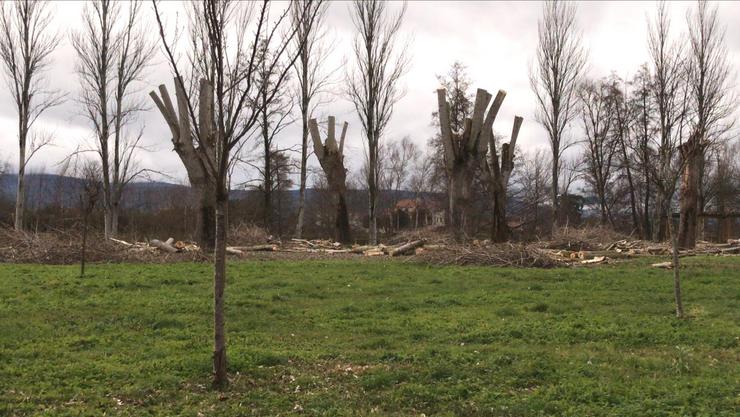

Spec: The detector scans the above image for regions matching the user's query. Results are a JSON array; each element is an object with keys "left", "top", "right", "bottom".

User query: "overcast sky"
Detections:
[{"left": 1, "top": 1, "right": 738, "bottom": 187}]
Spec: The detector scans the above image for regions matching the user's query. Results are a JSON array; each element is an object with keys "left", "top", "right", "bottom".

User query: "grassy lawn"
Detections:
[{"left": 0, "top": 257, "right": 738, "bottom": 416}]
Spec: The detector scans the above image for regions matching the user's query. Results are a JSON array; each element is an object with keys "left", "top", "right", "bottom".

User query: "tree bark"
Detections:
[
  {"left": 336, "top": 193, "right": 351, "bottom": 243},
  {"left": 448, "top": 166, "right": 471, "bottom": 238},
  {"left": 677, "top": 143, "right": 702, "bottom": 249},
  {"left": 196, "top": 182, "right": 216, "bottom": 251}
]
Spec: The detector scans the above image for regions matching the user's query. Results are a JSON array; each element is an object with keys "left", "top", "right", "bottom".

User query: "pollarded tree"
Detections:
[
  {"left": 0, "top": 0, "right": 64, "bottom": 231},
  {"left": 309, "top": 116, "right": 352, "bottom": 242},
  {"left": 437, "top": 87, "right": 521, "bottom": 241}
]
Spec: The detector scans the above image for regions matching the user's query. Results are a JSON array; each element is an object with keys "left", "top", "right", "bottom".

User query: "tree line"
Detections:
[{"left": 0, "top": 0, "right": 738, "bottom": 384}]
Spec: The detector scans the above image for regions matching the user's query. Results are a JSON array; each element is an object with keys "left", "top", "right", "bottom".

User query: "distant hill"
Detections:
[{"left": 0, "top": 173, "right": 426, "bottom": 211}]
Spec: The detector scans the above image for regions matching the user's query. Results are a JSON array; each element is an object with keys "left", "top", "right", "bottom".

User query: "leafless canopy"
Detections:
[
  {"left": 530, "top": 1, "right": 587, "bottom": 223},
  {"left": 0, "top": 0, "right": 63, "bottom": 131},
  {"left": 0, "top": 0, "right": 64, "bottom": 230},
  {"left": 346, "top": 0, "right": 409, "bottom": 243},
  {"left": 685, "top": 0, "right": 736, "bottom": 144}
]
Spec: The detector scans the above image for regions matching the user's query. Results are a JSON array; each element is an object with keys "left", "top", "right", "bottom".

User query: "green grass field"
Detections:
[{"left": 1, "top": 257, "right": 738, "bottom": 416}]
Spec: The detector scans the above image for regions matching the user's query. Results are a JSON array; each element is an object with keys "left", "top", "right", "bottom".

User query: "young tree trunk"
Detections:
[
  {"left": 368, "top": 147, "right": 378, "bottom": 245},
  {"left": 212, "top": 192, "right": 228, "bottom": 387},
  {"left": 551, "top": 147, "right": 559, "bottom": 231},
  {"left": 14, "top": 149, "right": 26, "bottom": 231},
  {"left": 263, "top": 124, "right": 272, "bottom": 232},
  {"left": 669, "top": 221, "right": 684, "bottom": 319},
  {"left": 80, "top": 212, "right": 89, "bottom": 278}
]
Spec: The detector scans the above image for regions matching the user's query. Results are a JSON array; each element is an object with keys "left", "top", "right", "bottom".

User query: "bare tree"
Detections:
[
  {"left": 678, "top": 0, "right": 735, "bottom": 249},
  {"left": 408, "top": 150, "right": 433, "bottom": 228},
  {"left": 513, "top": 149, "right": 551, "bottom": 238},
  {"left": 72, "top": 0, "right": 154, "bottom": 239},
  {"left": 578, "top": 78, "right": 618, "bottom": 226},
  {"left": 648, "top": 1, "right": 688, "bottom": 242},
  {"left": 557, "top": 155, "right": 582, "bottom": 197},
  {"left": 253, "top": 40, "right": 295, "bottom": 232},
  {"left": 386, "top": 136, "right": 418, "bottom": 230},
  {"left": 78, "top": 160, "right": 101, "bottom": 278},
  {"left": 0, "top": 0, "right": 64, "bottom": 231},
  {"left": 608, "top": 75, "right": 641, "bottom": 235},
  {"left": 628, "top": 64, "right": 656, "bottom": 238},
  {"left": 347, "top": 0, "right": 409, "bottom": 244},
  {"left": 530, "top": 0, "right": 586, "bottom": 232},
  {"left": 291, "top": 0, "right": 331, "bottom": 239},
  {"left": 151, "top": 0, "right": 319, "bottom": 387}
]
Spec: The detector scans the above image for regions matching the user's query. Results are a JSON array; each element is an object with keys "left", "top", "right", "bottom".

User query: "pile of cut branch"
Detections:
[{"left": 412, "top": 243, "right": 560, "bottom": 268}]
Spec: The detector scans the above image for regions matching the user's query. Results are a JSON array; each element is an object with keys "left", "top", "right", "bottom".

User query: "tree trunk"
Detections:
[
  {"left": 196, "top": 181, "right": 217, "bottom": 252},
  {"left": 104, "top": 209, "right": 113, "bottom": 240},
  {"left": 14, "top": 151, "right": 26, "bottom": 231},
  {"left": 212, "top": 193, "right": 228, "bottom": 388},
  {"left": 654, "top": 189, "right": 670, "bottom": 242},
  {"left": 295, "top": 169, "right": 307, "bottom": 239},
  {"left": 449, "top": 166, "right": 470, "bottom": 240},
  {"left": 263, "top": 129, "right": 272, "bottom": 232},
  {"left": 623, "top": 159, "right": 640, "bottom": 237},
  {"left": 643, "top": 168, "right": 651, "bottom": 240},
  {"left": 368, "top": 144, "right": 378, "bottom": 245},
  {"left": 335, "top": 193, "right": 352, "bottom": 243},
  {"left": 491, "top": 184, "right": 508, "bottom": 243},
  {"left": 551, "top": 147, "right": 559, "bottom": 231},
  {"left": 295, "top": 50, "right": 310, "bottom": 239},
  {"left": 678, "top": 148, "right": 701, "bottom": 249},
  {"left": 80, "top": 212, "right": 88, "bottom": 278},
  {"left": 110, "top": 203, "right": 119, "bottom": 238},
  {"left": 669, "top": 221, "right": 684, "bottom": 319}
]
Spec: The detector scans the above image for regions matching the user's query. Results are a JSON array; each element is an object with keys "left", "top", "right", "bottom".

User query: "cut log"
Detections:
[
  {"left": 581, "top": 256, "right": 606, "bottom": 264},
  {"left": 226, "top": 247, "right": 244, "bottom": 255},
  {"left": 229, "top": 244, "right": 276, "bottom": 252},
  {"left": 720, "top": 246, "right": 740, "bottom": 254},
  {"left": 109, "top": 237, "right": 134, "bottom": 247},
  {"left": 351, "top": 245, "right": 377, "bottom": 254},
  {"left": 390, "top": 240, "right": 425, "bottom": 257},
  {"left": 151, "top": 239, "right": 179, "bottom": 253},
  {"left": 652, "top": 261, "right": 673, "bottom": 269}
]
